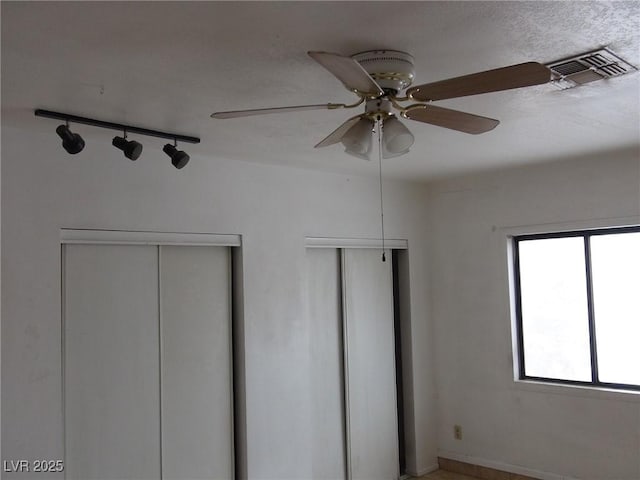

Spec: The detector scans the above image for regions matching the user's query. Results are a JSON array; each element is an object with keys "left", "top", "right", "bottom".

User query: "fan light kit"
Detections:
[
  {"left": 212, "top": 49, "right": 552, "bottom": 159},
  {"left": 35, "top": 109, "right": 200, "bottom": 169}
]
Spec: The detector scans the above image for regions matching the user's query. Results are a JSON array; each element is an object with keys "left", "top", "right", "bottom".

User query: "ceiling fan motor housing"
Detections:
[{"left": 352, "top": 50, "right": 415, "bottom": 94}]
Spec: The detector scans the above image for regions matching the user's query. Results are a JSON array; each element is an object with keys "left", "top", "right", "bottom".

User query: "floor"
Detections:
[{"left": 413, "top": 470, "right": 480, "bottom": 480}]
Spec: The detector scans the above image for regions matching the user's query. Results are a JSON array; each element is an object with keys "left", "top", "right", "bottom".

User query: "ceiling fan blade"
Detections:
[
  {"left": 407, "top": 62, "right": 551, "bottom": 101},
  {"left": 211, "top": 103, "right": 342, "bottom": 119},
  {"left": 308, "top": 51, "right": 384, "bottom": 96},
  {"left": 404, "top": 105, "right": 499, "bottom": 134},
  {"left": 314, "top": 115, "right": 363, "bottom": 148}
]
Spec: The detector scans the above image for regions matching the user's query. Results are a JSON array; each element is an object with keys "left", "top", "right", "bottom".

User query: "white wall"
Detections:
[
  {"left": 1, "top": 124, "right": 437, "bottom": 478},
  {"left": 7, "top": 120, "right": 636, "bottom": 480},
  {"left": 426, "top": 147, "right": 640, "bottom": 480}
]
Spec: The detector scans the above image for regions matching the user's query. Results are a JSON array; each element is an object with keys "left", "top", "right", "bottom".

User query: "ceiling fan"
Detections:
[{"left": 211, "top": 50, "right": 551, "bottom": 158}]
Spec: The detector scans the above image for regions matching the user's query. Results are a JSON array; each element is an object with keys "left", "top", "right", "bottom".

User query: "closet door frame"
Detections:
[
  {"left": 61, "top": 229, "right": 241, "bottom": 479},
  {"left": 305, "top": 237, "right": 408, "bottom": 250},
  {"left": 61, "top": 229, "right": 241, "bottom": 248}
]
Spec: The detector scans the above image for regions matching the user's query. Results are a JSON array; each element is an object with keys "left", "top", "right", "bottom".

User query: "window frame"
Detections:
[{"left": 513, "top": 225, "right": 640, "bottom": 392}]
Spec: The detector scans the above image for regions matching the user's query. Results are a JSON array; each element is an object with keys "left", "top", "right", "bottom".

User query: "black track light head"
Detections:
[
  {"left": 163, "top": 144, "right": 190, "bottom": 169},
  {"left": 56, "top": 124, "right": 85, "bottom": 154},
  {"left": 112, "top": 136, "right": 143, "bottom": 161}
]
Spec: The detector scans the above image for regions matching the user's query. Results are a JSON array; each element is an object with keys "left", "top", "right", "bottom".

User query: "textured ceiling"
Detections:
[{"left": 2, "top": 1, "right": 639, "bottom": 180}]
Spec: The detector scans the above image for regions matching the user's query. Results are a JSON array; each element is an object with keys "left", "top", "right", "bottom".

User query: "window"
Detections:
[{"left": 513, "top": 226, "right": 640, "bottom": 391}]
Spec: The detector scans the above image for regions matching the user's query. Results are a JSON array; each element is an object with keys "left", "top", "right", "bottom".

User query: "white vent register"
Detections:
[{"left": 546, "top": 48, "right": 637, "bottom": 90}]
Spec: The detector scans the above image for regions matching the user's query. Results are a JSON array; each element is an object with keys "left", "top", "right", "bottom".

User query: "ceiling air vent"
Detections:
[{"left": 546, "top": 48, "right": 637, "bottom": 90}]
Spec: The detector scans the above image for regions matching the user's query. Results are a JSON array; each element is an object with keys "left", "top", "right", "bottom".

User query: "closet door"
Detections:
[
  {"left": 342, "top": 249, "right": 399, "bottom": 480},
  {"left": 64, "top": 245, "right": 160, "bottom": 480},
  {"left": 64, "top": 243, "right": 234, "bottom": 480},
  {"left": 307, "top": 248, "right": 347, "bottom": 480},
  {"left": 160, "top": 246, "right": 233, "bottom": 480}
]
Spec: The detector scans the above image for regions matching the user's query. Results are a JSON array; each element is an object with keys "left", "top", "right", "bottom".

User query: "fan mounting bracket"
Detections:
[{"left": 351, "top": 50, "right": 416, "bottom": 94}]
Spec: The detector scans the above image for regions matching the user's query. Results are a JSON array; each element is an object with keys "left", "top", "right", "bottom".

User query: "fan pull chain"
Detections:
[{"left": 377, "top": 117, "right": 386, "bottom": 263}]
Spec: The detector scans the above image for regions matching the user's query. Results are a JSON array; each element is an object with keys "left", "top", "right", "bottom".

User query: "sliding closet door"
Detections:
[
  {"left": 64, "top": 243, "right": 234, "bottom": 480},
  {"left": 342, "top": 249, "right": 399, "bottom": 480},
  {"left": 160, "top": 246, "right": 233, "bottom": 480},
  {"left": 64, "top": 245, "right": 160, "bottom": 480},
  {"left": 307, "top": 248, "right": 347, "bottom": 480}
]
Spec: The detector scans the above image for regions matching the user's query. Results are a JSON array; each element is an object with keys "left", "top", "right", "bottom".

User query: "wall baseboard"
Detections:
[
  {"left": 438, "top": 452, "right": 580, "bottom": 480},
  {"left": 406, "top": 463, "right": 439, "bottom": 477}
]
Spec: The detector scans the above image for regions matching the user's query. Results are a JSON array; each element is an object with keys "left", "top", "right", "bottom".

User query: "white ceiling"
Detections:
[{"left": 2, "top": 1, "right": 639, "bottom": 181}]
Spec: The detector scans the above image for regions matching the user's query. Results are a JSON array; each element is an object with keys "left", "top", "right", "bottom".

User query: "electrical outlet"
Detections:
[{"left": 454, "top": 424, "right": 462, "bottom": 440}]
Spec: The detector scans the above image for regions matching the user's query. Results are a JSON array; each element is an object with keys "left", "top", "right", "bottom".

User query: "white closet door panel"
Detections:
[
  {"left": 64, "top": 244, "right": 160, "bottom": 480},
  {"left": 307, "top": 248, "right": 347, "bottom": 480},
  {"left": 343, "top": 249, "right": 399, "bottom": 480},
  {"left": 160, "top": 246, "right": 233, "bottom": 480}
]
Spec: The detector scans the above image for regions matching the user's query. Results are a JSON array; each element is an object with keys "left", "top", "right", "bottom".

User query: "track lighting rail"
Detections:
[{"left": 34, "top": 109, "right": 200, "bottom": 144}]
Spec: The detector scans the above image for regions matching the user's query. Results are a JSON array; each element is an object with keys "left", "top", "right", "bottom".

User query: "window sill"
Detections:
[{"left": 512, "top": 378, "right": 640, "bottom": 403}]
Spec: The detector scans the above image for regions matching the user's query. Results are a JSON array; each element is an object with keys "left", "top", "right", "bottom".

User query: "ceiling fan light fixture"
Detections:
[
  {"left": 341, "top": 117, "right": 374, "bottom": 156},
  {"left": 382, "top": 148, "right": 411, "bottom": 159},
  {"left": 211, "top": 50, "right": 553, "bottom": 158},
  {"left": 382, "top": 116, "right": 414, "bottom": 155},
  {"left": 344, "top": 148, "right": 372, "bottom": 161}
]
